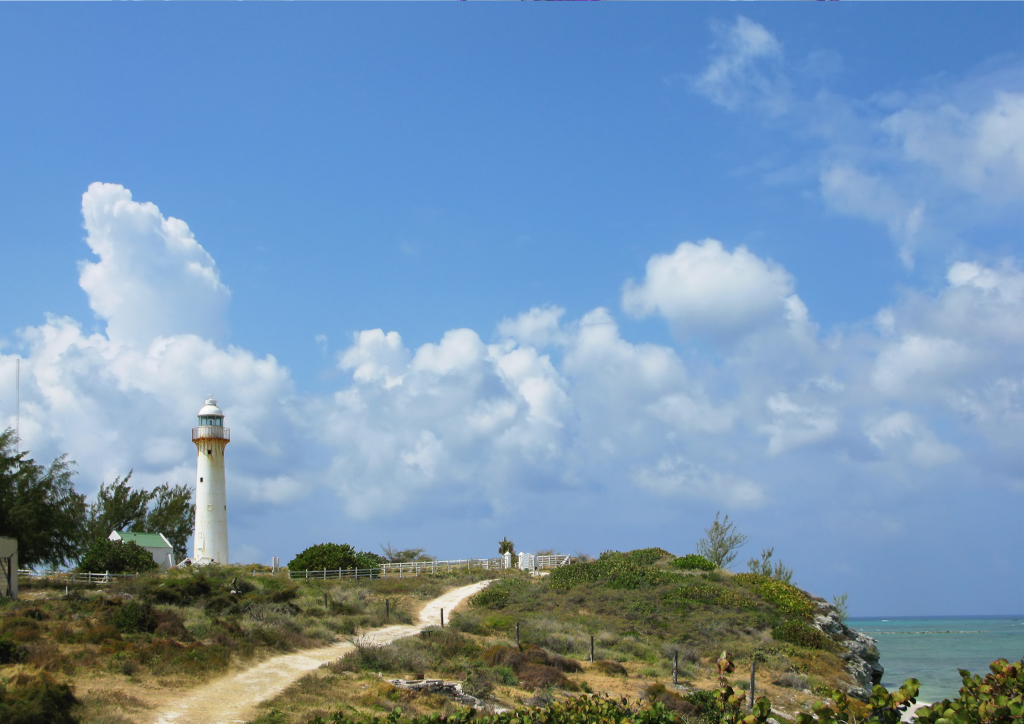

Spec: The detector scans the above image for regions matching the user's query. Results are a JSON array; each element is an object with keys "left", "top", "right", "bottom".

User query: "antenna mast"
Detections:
[{"left": 15, "top": 358, "right": 19, "bottom": 455}]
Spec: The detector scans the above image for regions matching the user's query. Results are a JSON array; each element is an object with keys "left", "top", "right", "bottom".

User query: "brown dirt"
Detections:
[{"left": 145, "top": 580, "right": 495, "bottom": 724}]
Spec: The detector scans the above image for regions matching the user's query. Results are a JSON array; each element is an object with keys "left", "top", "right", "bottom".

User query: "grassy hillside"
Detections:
[
  {"left": 0, "top": 564, "right": 492, "bottom": 724},
  {"left": 249, "top": 549, "right": 874, "bottom": 724}
]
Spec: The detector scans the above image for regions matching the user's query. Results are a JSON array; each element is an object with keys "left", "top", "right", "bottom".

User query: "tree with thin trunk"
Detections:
[
  {"left": 695, "top": 511, "right": 748, "bottom": 569},
  {"left": 498, "top": 537, "right": 515, "bottom": 556}
]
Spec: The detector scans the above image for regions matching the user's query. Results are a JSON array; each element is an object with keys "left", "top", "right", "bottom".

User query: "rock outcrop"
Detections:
[{"left": 812, "top": 601, "right": 884, "bottom": 701}]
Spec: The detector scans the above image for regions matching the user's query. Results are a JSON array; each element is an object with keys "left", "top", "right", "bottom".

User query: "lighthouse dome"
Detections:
[{"left": 198, "top": 397, "right": 224, "bottom": 417}]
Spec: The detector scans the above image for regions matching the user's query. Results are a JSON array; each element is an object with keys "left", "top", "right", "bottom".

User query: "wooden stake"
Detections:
[
  {"left": 750, "top": 659, "right": 756, "bottom": 710},
  {"left": 440, "top": 608, "right": 444, "bottom": 628},
  {"left": 590, "top": 636, "right": 595, "bottom": 663},
  {"left": 386, "top": 598, "right": 390, "bottom": 622},
  {"left": 516, "top": 622, "right": 520, "bottom": 646},
  {"left": 673, "top": 650, "right": 679, "bottom": 685}
]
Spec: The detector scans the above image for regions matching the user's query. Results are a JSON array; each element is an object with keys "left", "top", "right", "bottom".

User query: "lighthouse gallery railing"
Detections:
[{"left": 193, "top": 426, "right": 230, "bottom": 441}]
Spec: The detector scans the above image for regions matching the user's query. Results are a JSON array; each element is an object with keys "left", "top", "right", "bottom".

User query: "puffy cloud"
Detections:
[
  {"left": 692, "top": 16, "right": 788, "bottom": 115},
  {"left": 622, "top": 239, "right": 800, "bottom": 342},
  {"left": 78, "top": 183, "right": 230, "bottom": 346},
  {"left": 3, "top": 184, "right": 1020, "bottom": 573}
]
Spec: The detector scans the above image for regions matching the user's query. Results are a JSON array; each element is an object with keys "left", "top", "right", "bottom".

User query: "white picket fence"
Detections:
[
  {"left": 288, "top": 552, "right": 570, "bottom": 581},
  {"left": 19, "top": 569, "right": 139, "bottom": 584}
]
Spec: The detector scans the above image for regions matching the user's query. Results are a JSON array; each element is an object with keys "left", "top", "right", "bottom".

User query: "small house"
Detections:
[{"left": 108, "top": 531, "right": 176, "bottom": 569}]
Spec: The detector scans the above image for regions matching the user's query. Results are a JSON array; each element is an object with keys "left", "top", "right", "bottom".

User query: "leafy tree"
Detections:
[
  {"left": 695, "top": 512, "right": 748, "bottom": 569},
  {"left": 79, "top": 538, "right": 158, "bottom": 574},
  {"left": 747, "top": 547, "right": 794, "bottom": 583},
  {"left": 84, "top": 471, "right": 152, "bottom": 542},
  {"left": 832, "top": 592, "right": 849, "bottom": 622},
  {"left": 380, "top": 543, "right": 435, "bottom": 563},
  {"left": 498, "top": 537, "right": 515, "bottom": 555},
  {"left": 289, "top": 543, "right": 386, "bottom": 572},
  {"left": 0, "top": 429, "right": 86, "bottom": 569},
  {"left": 83, "top": 473, "right": 193, "bottom": 561},
  {"left": 146, "top": 483, "right": 194, "bottom": 561}
]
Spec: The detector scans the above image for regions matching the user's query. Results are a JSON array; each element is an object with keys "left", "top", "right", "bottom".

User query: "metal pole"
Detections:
[
  {"left": 590, "top": 636, "right": 595, "bottom": 663},
  {"left": 673, "top": 650, "right": 678, "bottom": 685}
]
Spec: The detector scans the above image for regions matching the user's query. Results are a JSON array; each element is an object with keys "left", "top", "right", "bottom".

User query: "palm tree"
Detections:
[{"left": 498, "top": 537, "right": 515, "bottom": 555}]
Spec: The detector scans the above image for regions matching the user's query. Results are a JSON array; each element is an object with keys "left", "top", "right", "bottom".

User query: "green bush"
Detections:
[
  {"left": 0, "top": 635, "right": 26, "bottom": 664},
  {"left": 549, "top": 552, "right": 673, "bottom": 591},
  {"left": 112, "top": 601, "right": 157, "bottom": 634},
  {"left": 757, "top": 579, "right": 816, "bottom": 619},
  {"left": 288, "top": 543, "right": 386, "bottom": 572},
  {"left": 771, "top": 620, "right": 836, "bottom": 651},
  {"left": 671, "top": 554, "right": 716, "bottom": 572},
  {"left": 0, "top": 671, "right": 81, "bottom": 724},
  {"left": 78, "top": 539, "right": 158, "bottom": 574}
]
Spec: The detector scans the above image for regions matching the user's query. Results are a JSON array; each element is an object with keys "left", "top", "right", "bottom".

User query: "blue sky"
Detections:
[{"left": 1, "top": 6, "right": 1021, "bottom": 616}]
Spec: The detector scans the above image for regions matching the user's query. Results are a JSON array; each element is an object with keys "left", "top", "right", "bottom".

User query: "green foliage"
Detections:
[
  {"left": 78, "top": 538, "right": 159, "bottom": 574},
  {"left": 145, "top": 483, "right": 195, "bottom": 561},
  {"left": 0, "top": 670, "right": 81, "bottom": 724},
  {"left": 548, "top": 550, "right": 673, "bottom": 591},
  {"left": 832, "top": 593, "right": 849, "bottom": 623},
  {"left": 84, "top": 474, "right": 194, "bottom": 562},
  {"left": 772, "top": 620, "right": 837, "bottom": 651},
  {"left": 672, "top": 554, "right": 716, "bottom": 572},
  {"left": 747, "top": 548, "right": 794, "bottom": 584},
  {"left": 666, "top": 583, "right": 760, "bottom": 610},
  {"left": 794, "top": 678, "right": 921, "bottom": 724},
  {"left": 0, "top": 429, "right": 86, "bottom": 568},
  {"left": 695, "top": 512, "right": 749, "bottom": 569},
  {"left": 306, "top": 694, "right": 683, "bottom": 724},
  {"left": 623, "top": 548, "right": 674, "bottom": 566},
  {"left": 756, "top": 579, "right": 816, "bottom": 619},
  {"left": 498, "top": 537, "right": 515, "bottom": 556},
  {"left": 0, "top": 635, "right": 26, "bottom": 664},
  {"left": 914, "top": 658, "right": 1023, "bottom": 724},
  {"left": 380, "top": 543, "right": 434, "bottom": 563},
  {"left": 112, "top": 600, "right": 158, "bottom": 634},
  {"left": 288, "top": 543, "right": 386, "bottom": 572}
]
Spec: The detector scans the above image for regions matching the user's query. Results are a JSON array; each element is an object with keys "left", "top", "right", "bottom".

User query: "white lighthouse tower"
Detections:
[{"left": 193, "top": 396, "right": 230, "bottom": 564}]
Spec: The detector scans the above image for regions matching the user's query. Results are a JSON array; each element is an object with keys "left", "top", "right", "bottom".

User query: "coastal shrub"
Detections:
[
  {"left": 914, "top": 658, "right": 1023, "bottom": 724},
  {"left": 665, "top": 584, "right": 759, "bottom": 610},
  {"left": 771, "top": 621, "right": 836, "bottom": 651},
  {"left": 591, "top": 659, "right": 628, "bottom": 676},
  {"left": 0, "top": 635, "right": 26, "bottom": 664},
  {"left": 548, "top": 553, "right": 673, "bottom": 591},
  {"left": 757, "top": 580, "right": 816, "bottom": 619},
  {"left": 112, "top": 601, "right": 158, "bottom": 634},
  {"left": 79, "top": 539, "right": 158, "bottom": 574},
  {"left": 288, "top": 543, "right": 386, "bottom": 573},
  {"left": 0, "top": 671, "right": 81, "bottom": 724},
  {"left": 623, "top": 548, "right": 674, "bottom": 566},
  {"left": 671, "top": 554, "right": 716, "bottom": 572}
]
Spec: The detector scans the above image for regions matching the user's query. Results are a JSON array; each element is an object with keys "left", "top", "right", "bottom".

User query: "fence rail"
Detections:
[
  {"left": 19, "top": 569, "right": 139, "bottom": 584},
  {"left": 288, "top": 554, "right": 570, "bottom": 581}
]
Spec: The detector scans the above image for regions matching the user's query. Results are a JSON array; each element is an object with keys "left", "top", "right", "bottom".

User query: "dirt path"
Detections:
[{"left": 150, "top": 579, "right": 494, "bottom": 724}]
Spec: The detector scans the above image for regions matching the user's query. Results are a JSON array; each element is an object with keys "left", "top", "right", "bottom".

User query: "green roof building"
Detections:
[{"left": 108, "top": 530, "right": 176, "bottom": 569}]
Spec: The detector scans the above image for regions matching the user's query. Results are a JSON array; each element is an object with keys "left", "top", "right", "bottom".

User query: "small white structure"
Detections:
[
  {"left": 108, "top": 531, "right": 176, "bottom": 569},
  {"left": 0, "top": 536, "right": 18, "bottom": 599},
  {"left": 193, "top": 396, "right": 230, "bottom": 564}
]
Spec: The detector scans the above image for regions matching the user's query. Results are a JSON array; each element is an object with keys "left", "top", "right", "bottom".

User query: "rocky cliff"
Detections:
[{"left": 813, "top": 601, "right": 884, "bottom": 701}]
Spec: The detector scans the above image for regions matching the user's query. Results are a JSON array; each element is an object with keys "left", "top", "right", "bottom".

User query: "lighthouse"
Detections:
[{"left": 193, "top": 396, "right": 230, "bottom": 564}]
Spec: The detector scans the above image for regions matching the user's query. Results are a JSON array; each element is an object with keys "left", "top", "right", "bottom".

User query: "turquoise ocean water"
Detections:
[{"left": 848, "top": 616, "right": 1024, "bottom": 704}]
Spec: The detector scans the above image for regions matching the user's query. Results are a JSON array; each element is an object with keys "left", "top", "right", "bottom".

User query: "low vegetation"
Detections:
[{"left": 0, "top": 563, "right": 492, "bottom": 723}]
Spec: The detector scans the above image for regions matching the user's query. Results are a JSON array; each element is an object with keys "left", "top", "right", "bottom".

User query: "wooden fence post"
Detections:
[
  {"left": 516, "top": 622, "right": 520, "bottom": 646},
  {"left": 386, "top": 599, "right": 390, "bottom": 622},
  {"left": 590, "top": 636, "right": 595, "bottom": 663},
  {"left": 440, "top": 608, "right": 444, "bottom": 628},
  {"left": 749, "top": 659, "right": 756, "bottom": 710},
  {"left": 673, "top": 650, "right": 678, "bottom": 685}
]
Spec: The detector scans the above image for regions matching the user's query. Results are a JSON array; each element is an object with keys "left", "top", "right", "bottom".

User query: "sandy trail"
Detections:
[{"left": 150, "top": 579, "right": 494, "bottom": 724}]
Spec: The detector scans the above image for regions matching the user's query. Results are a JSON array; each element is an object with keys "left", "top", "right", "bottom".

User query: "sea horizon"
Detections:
[{"left": 847, "top": 615, "right": 1024, "bottom": 703}]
